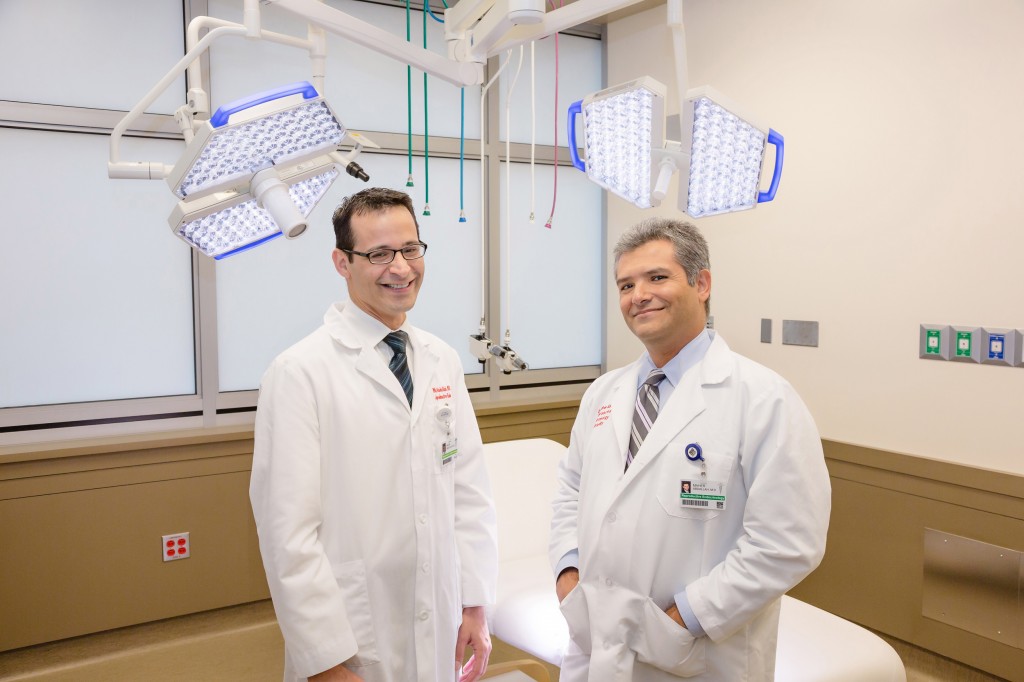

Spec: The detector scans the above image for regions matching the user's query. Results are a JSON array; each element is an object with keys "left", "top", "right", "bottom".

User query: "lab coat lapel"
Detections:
[
  {"left": 637, "top": 373, "right": 706, "bottom": 461},
  {"left": 326, "top": 303, "right": 415, "bottom": 410},
  {"left": 355, "top": 345, "right": 411, "bottom": 409},
  {"left": 619, "top": 334, "right": 733, "bottom": 484},
  {"left": 408, "top": 329, "right": 440, "bottom": 423},
  {"left": 608, "top": 360, "right": 645, "bottom": 464}
]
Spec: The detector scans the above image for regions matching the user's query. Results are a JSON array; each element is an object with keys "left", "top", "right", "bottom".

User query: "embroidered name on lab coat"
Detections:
[
  {"left": 593, "top": 404, "right": 612, "bottom": 428},
  {"left": 432, "top": 385, "right": 452, "bottom": 400}
]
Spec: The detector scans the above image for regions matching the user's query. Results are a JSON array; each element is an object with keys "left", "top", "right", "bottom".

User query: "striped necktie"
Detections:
[
  {"left": 626, "top": 369, "right": 666, "bottom": 471},
  {"left": 383, "top": 331, "right": 413, "bottom": 406}
]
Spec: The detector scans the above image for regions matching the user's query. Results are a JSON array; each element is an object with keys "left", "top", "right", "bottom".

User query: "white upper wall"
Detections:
[{"left": 605, "top": 0, "right": 1024, "bottom": 473}]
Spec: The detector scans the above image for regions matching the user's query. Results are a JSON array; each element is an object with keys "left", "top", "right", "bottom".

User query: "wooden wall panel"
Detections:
[
  {"left": 790, "top": 441, "right": 1024, "bottom": 682},
  {"left": 0, "top": 401, "right": 579, "bottom": 652}
]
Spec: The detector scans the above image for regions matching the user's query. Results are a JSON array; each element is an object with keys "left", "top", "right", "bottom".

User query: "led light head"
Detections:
[
  {"left": 569, "top": 80, "right": 785, "bottom": 218},
  {"left": 568, "top": 77, "right": 667, "bottom": 209},
  {"left": 168, "top": 156, "right": 339, "bottom": 259},
  {"left": 680, "top": 88, "right": 770, "bottom": 218},
  {"left": 167, "top": 82, "right": 345, "bottom": 201}
]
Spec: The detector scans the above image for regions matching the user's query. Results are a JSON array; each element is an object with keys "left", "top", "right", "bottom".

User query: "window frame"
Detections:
[{"left": 0, "top": 0, "right": 606, "bottom": 445}]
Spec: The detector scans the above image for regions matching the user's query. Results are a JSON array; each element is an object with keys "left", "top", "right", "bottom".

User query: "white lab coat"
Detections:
[
  {"left": 549, "top": 333, "right": 831, "bottom": 681},
  {"left": 250, "top": 301, "right": 498, "bottom": 682}
]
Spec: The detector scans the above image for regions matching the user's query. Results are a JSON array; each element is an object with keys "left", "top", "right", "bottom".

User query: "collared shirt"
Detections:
[
  {"left": 635, "top": 328, "right": 713, "bottom": 410},
  {"left": 337, "top": 300, "right": 416, "bottom": 377}
]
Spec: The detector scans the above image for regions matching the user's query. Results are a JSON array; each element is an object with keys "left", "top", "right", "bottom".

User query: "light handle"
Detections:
[
  {"left": 757, "top": 128, "right": 784, "bottom": 203},
  {"left": 567, "top": 99, "right": 586, "bottom": 172}
]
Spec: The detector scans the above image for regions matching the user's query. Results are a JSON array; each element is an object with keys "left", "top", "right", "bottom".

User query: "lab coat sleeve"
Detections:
[
  {"left": 685, "top": 378, "right": 831, "bottom": 642},
  {"left": 451, "top": 370, "right": 498, "bottom": 607},
  {"left": 549, "top": 395, "right": 588, "bottom": 576},
  {"left": 249, "top": 356, "right": 359, "bottom": 677}
]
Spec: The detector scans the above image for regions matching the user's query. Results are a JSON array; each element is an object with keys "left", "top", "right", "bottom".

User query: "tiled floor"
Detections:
[
  {"left": 876, "top": 633, "right": 1010, "bottom": 682},
  {"left": 0, "top": 602, "right": 1013, "bottom": 682}
]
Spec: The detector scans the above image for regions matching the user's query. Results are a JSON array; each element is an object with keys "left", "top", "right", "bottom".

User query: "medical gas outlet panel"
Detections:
[{"left": 919, "top": 325, "right": 1023, "bottom": 367}]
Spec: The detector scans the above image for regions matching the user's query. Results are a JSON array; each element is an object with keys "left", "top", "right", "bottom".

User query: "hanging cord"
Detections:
[
  {"left": 504, "top": 45, "right": 525, "bottom": 336},
  {"left": 422, "top": 4, "right": 431, "bottom": 215},
  {"left": 459, "top": 86, "right": 466, "bottom": 222},
  {"left": 405, "top": 0, "right": 414, "bottom": 187},
  {"left": 424, "top": 0, "right": 462, "bottom": 220},
  {"left": 545, "top": 1, "right": 562, "bottom": 229},
  {"left": 529, "top": 41, "right": 536, "bottom": 224},
  {"left": 479, "top": 51, "right": 513, "bottom": 326},
  {"left": 425, "top": 4, "right": 443, "bottom": 22}
]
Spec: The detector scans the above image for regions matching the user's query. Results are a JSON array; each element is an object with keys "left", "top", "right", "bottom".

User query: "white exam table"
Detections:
[{"left": 484, "top": 438, "right": 906, "bottom": 682}]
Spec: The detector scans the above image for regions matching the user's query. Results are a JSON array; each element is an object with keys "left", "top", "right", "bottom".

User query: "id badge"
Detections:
[
  {"left": 440, "top": 437, "right": 458, "bottom": 466},
  {"left": 680, "top": 480, "right": 726, "bottom": 510}
]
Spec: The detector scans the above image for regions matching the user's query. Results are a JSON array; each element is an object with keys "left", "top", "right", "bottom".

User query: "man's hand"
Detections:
[
  {"left": 665, "top": 602, "right": 689, "bottom": 630},
  {"left": 556, "top": 567, "right": 580, "bottom": 603},
  {"left": 455, "top": 605, "right": 491, "bottom": 682},
  {"left": 309, "top": 663, "right": 364, "bottom": 681}
]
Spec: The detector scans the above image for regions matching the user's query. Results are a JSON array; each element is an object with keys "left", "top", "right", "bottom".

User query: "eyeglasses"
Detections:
[{"left": 342, "top": 241, "right": 428, "bottom": 265}]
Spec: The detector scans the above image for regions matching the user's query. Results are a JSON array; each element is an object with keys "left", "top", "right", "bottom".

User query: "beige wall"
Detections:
[{"left": 605, "top": 0, "right": 1024, "bottom": 474}]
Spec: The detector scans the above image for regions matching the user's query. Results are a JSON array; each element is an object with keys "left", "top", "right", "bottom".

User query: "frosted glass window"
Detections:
[
  {"left": 207, "top": 0, "right": 480, "bottom": 139},
  {"left": 0, "top": 129, "right": 196, "bottom": 409},
  {"left": 0, "top": 0, "right": 185, "bottom": 115},
  {"left": 498, "top": 162, "right": 602, "bottom": 370},
  {"left": 216, "top": 153, "right": 483, "bottom": 391},
  {"left": 498, "top": 33, "right": 603, "bottom": 146}
]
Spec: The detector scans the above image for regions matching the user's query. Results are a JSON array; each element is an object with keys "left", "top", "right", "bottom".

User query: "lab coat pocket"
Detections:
[
  {"left": 331, "top": 559, "right": 381, "bottom": 666},
  {"left": 558, "top": 585, "right": 592, "bottom": 654},
  {"left": 633, "top": 599, "right": 707, "bottom": 677}
]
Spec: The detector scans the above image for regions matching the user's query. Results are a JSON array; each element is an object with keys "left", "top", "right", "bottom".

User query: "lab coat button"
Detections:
[
  {"left": 418, "top": 513, "right": 428, "bottom": 524},
  {"left": 422, "top": 562, "right": 430, "bottom": 573},
  {"left": 605, "top": 578, "right": 613, "bottom": 586},
  {"left": 608, "top": 512, "right": 617, "bottom": 522},
  {"left": 419, "top": 610, "right": 429, "bottom": 621}
]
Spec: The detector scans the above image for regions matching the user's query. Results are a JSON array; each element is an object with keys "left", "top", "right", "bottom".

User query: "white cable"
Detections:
[
  {"left": 529, "top": 41, "right": 536, "bottom": 223},
  {"left": 478, "top": 51, "right": 513, "bottom": 323},
  {"left": 504, "top": 45, "right": 525, "bottom": 335}
]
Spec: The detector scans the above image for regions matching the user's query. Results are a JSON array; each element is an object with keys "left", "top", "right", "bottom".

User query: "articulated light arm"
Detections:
[
  {"left": 488, "top": 0, "right": 646, "bottom": 55},
  {"left": 266, "top": 0, "right": 484, "bottom": 87},
  {"left": 109, "top": 14, "right": 319, "bottom": 178},
  {"left": 108, "top": 24, "right": 245, "bottom": 179}
]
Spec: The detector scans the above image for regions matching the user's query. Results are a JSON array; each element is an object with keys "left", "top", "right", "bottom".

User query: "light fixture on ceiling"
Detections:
[{"left": 568, "top": 79, "right": 784, "bottom": 218}]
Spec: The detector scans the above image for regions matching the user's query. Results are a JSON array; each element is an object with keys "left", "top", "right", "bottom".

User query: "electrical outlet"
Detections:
[{"left": 162, "top": 532, "right": 190, "bottom": 562}]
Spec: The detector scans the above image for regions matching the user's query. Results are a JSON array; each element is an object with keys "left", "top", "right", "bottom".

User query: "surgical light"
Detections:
[
  {"left": 568, "top": 81, "right": 784, "bottom": 218},
  {"left": 567, "top": 77, "right": 666, "bottom": 209},
  {"left": 681, "top": 88, "right": 783, "bottom": 218},
  {"left": 159, "top": 81, "right": 372, "bottom": 259},
  {"left": 167, "top": 81, "right": 345, "bottom": 200}
]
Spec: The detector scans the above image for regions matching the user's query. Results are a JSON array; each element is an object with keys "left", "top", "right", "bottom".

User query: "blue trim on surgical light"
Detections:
[
  {"left": 213, "top": 231, "right": 283, "bottom": 260},
  {"left": 209, "top": 82, "right": 320, "bottom": 128},
  {"left": 567, "top": 100, "right": 586, "bottom": 172},
  {"left": 756, "top": 128, "right": 784, "bottom": 204}
]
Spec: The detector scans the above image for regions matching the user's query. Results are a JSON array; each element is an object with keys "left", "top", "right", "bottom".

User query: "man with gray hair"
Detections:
[{"left": 549, "top": 217, "right": 831, "bottom": 681}]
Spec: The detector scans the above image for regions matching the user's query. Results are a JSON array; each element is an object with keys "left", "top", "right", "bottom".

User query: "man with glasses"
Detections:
[{"left": 251, "top": 188, "right": 497, "bottom": 682}]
